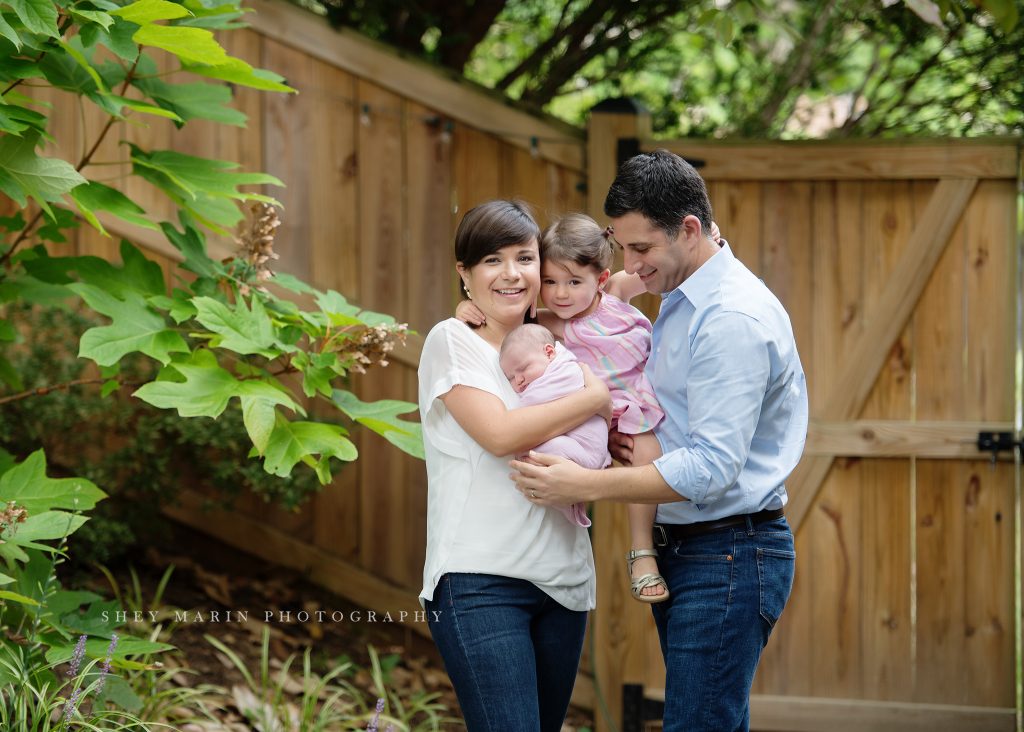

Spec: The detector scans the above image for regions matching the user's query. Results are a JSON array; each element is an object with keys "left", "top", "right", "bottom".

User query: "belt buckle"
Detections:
[{"left": 652, "top": 524, "right": 669, "bottom": 548}]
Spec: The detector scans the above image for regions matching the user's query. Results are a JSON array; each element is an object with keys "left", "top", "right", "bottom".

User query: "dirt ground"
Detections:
[{"left": 78, "top": 520, "right": 595, "bottom": 731}]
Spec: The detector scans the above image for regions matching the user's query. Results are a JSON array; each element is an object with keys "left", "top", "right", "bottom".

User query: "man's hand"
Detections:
[
  {"left": 509, "top": 452, "right": 593, "bottom": 506},
  {"left": 609, "top": 429, "right": 635, "bottom": 465}
]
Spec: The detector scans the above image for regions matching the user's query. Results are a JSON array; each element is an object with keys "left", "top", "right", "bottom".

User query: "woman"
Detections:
[{"left": 417, "top": 200, "right": 610, "bottom": 731}]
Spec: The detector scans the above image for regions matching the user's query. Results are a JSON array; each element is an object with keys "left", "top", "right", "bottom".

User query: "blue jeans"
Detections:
[
  {"left": 425, "top": 573, "right": 587, "bottom": 732},
  {"left": 651, "top": 516, "right": 795, "bottom": 732}
]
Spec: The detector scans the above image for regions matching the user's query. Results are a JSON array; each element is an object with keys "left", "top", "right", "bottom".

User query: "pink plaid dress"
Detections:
[{"left": 562, "top": 293, "right": 665, "bottom": 435}]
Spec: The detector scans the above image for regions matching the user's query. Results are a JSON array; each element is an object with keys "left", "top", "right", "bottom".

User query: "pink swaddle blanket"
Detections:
[{"left": 517, "top": 344, "right": 610, "bottom": 528}]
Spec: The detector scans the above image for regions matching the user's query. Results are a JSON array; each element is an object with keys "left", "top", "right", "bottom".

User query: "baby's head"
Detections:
[
  {"left": 499, "top": 324, "right": 557, "bottom": 393},
  {"left": 539, "top": 214, "right": 614, "bottom": 320}
]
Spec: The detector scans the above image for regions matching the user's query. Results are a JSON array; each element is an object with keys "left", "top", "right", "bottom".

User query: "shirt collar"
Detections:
[{"left": 663, "top": 241, "right": 733, "bottom": 307}]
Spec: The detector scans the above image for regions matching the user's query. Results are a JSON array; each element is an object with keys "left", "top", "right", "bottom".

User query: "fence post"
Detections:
[{"left": 586, "top": 99, "right": 660, "bottom": 732}]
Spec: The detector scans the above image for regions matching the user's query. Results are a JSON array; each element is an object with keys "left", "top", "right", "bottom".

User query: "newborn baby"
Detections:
[{"left": 499, "top": 324, "right": 611, "bottom": 527}]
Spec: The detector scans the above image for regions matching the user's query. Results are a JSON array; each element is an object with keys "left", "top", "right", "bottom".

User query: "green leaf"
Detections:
[
  {"left": 192, "top": 295, "right": 284, "bottom": 357},
  {"left": 5, "top": 0, "right": 59, "bottom": 38},
  {"left": 111, "top": 0, "right": 191, "bottom": 25},
  {"left": 148, "top": 289, "right": 197, "bottom": 323},
  {"left": 70, "top": 180, "right": 159, "bottom": 234},
  {"left": 132, "top": 23, "right": 228, "bottom": 65},
  {"left": 0, "top": 274, "right": 74, "bottom": 308},
  {"left": 0, "top": 450, "right": 106, "bottom": 512},
  {"left": 0, "top": 571, "right": 14, "bottom": 585},
  {"left": 315, "top": 289, "right": 362, "bottom": 325},
  {"left": 114, "top": 95, "right": 184, "bottom": 121},
  {"left": 0, "top": 133, "right": 87, "bottom": 217},
  {"left": 160, "top": 217, "right": 221, "bottom": 278},
  {"left": 0, "top": 590, "right": 40, "bottom": 605},
  {"left": 25, "top": 241, "right": 166, "bottom": 296},
  {"left": 7, "top": 510, "right": 89, "bottom": 545},
  {"left": 96, "top": 18, "right": 140, "bottom": 61},
  {"left": 69, "top": 8, "right": 114, "bottom": 29},
  {"left": 133, "top": 349, "right": 299, "bottom": 418},
  {"left": 241, "top": 394, "right": 275, "bottom": 454},
  {"left": 0, "top": 13, "right": 22, "bottom": 49},
  {"left": 94, "top": 674, "right": 143, "bottom": 713},
  {"left": 35, "top": 206, "right": 78, "bottom": 243},
  {"left": 132, "top": 349, "right": 237, "bottom": 417},
  {"left": 131, "top": 76, "right": 246, "bottom": 126},
  {"left": 0, "top": 211, "right": 25, "bottom": 232},
  {"left": 182, "top": 56, "right": 294, "bottom": 93},
  {"left": 262, "top": 417, "right": 357, "bottom": 480},
  {"left": 45, "top": 635, "right": 173, "bottom": 666},
  {"left": 57, "top": 39, "right": 109, "bottom": 94},
  {"left": 129, "top": 145, "right": 282, "bottom": 200},
  {"left": 0, "top": 101, "right": 46, "bottom": 136},
  {"left": 332, "top": 390, "right": 423, "bottom": 459},
  {"left": 295, "top": 351, "right": 337, "bottom": 398},
  {"left": 68, "top": 283, "right": 189, "bottom": 366},
  {"left": 268, "top": 272, "right": 317, "bottom": 296}
]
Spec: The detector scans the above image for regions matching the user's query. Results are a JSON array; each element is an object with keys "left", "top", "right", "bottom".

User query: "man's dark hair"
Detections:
[{"left": 603, "top": 149, "right": 713, "bottom": 239}]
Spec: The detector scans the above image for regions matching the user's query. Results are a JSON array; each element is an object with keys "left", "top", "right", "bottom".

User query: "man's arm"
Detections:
[{"left": 509, "top": 453, "right": 686, "bottom": 505}]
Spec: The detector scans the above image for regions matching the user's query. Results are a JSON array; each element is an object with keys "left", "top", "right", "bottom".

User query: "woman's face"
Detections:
[{"left": 458, "top": 238, "right": 540, "bottom": 326}]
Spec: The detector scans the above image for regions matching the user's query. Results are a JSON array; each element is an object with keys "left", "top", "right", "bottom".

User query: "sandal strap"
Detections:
[
  {"left": 631, "top": 573, "right": 667, "bottom": 593},
  {"left": 626, "top": 548, "right": 659, "bottom": 563}
]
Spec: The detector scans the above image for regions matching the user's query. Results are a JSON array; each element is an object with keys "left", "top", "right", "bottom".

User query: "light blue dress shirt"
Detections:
[{"left": 647, "top": 243, "right": 808, "bottom": 524}]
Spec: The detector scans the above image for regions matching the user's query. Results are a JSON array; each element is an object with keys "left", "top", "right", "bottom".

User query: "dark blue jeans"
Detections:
[
  {"left": 651, "top": 516, "right": 795, "bottom": 732},
  {"left": 425, "top": 573, "right": 587, "bottom": 732}
]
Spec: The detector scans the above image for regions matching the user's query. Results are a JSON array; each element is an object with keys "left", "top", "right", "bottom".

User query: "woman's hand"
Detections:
[
  {"left": 710, "top": 220, "right": 722, "bottom": 243},
  {"left": 580, "top": 364, "right": 612, "bottom": 425},
  {"left": 455, "top": 298, "right": 486, "bottom": 326}
]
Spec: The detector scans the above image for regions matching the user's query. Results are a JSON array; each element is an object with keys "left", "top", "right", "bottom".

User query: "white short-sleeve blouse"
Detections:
[{"left": 417, "top": 318, "right": 596, "bottom": 611}]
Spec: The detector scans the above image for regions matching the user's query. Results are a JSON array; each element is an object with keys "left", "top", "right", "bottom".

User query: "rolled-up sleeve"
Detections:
[{"left": 652, "top": 312, "right": 771, "bottom": 505}]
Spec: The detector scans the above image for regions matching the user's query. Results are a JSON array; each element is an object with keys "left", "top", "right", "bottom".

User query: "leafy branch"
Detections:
[{"left": 0, "top": 0, "right": 424, "bottom": 494}]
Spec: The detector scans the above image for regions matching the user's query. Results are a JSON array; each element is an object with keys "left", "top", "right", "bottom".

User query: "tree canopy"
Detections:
[{"left": 307, "top": 0, "right": 1023, "bottom": 138}]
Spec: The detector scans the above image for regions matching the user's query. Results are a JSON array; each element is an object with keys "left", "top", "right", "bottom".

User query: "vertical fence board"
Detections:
[
  {"left": 962, "top": 181, "right": 1016, "bottom": 707},
  {"left": 405, "top": 102, "right": 454, "bottom": 335},
  {"left": 859, "top": 181, "right": 916, "bottom": 701},
  {"left": 261, "top": 38, "right": 314, "bottom": 281},
  {"left": 354, "top": 81, "right": 409, "bottom": 586},
  {"left": 912, "top": 179, "right": 970, "bottom": 703}
]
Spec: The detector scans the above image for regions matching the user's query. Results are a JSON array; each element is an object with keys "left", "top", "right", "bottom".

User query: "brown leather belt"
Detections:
[{"left": 652, "top": 507, "right": 786, "bottom": 547}]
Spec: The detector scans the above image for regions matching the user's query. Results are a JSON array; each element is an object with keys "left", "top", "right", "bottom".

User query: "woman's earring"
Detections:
[{"left": 465, "top": 286, "right": 472, "bottom": 300}]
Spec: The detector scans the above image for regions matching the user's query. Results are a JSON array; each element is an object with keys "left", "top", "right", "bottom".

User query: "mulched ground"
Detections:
[{"left": 75, "top": 520, "right": 595, "bottom": 731}]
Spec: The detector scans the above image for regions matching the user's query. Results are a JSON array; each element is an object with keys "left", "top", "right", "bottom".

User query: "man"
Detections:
[{"left": 510, "top": 149, "right": 808, "bottom": 732}]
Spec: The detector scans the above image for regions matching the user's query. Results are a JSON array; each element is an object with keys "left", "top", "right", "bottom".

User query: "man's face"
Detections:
[{"left": 609, "top": 212, "right": 693, "bottom": 295}]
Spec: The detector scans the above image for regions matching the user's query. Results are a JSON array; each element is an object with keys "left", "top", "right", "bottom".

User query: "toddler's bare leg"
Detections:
[{"left": 626, "top": 432, "right": 667, "bottom": 600}]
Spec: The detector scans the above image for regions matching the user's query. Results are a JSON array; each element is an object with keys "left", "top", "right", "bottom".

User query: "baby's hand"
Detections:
[
  {"left": 455, "top": 299, "right": 486, "bottom": 326},
  {"left": 710, "top": 220, "right": 722, "bottom": 243}
]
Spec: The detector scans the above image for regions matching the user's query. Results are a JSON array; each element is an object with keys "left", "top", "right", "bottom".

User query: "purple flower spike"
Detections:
[
  {"left": 367, "top": 697, "right": 386, "bottom": 731},
  {"left": 62, "top": 687, "right": 83, "bottom": 721},
  {"left": 95, "top": 633, "right": 119, "bottom": 695},
  {"left": 67, "top": 634, "right": 88, "bottom": 678}
]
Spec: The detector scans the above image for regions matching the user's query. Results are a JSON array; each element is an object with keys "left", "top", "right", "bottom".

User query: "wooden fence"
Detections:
[
  {"left": 16, "top": 2, "right": 1023, "bottom": 729},
  {"left": 587, "top": 107, "right": 1021, "bottom": 731}
]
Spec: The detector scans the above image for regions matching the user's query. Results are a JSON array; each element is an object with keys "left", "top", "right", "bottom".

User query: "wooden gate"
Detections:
[{"left": 587, "top": 104, "right": 1021, "bottom": 731}]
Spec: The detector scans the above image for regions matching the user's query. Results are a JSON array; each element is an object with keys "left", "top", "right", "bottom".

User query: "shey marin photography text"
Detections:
[{"left": 100, "top": 609, "right": 442, "bottom": 624}]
